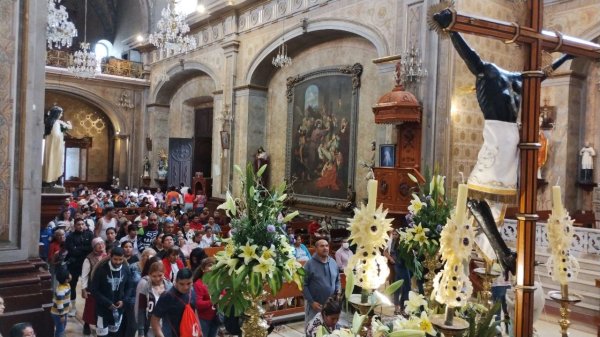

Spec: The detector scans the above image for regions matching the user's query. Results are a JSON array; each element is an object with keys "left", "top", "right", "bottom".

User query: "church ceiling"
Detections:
[{"left": 60, "top": 0, "right": 121, "bottom": 45}]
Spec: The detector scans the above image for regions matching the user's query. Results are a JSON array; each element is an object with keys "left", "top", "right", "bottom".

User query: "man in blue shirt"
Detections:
[{"left": 303, "top": 239, "right": 340, "bottom": 326}]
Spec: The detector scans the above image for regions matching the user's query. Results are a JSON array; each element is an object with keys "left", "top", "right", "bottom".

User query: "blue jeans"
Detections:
[
  {"left": 200, "top": 316, "right": 220, "bottom": 337},
  {"left": 491, "top": 285, "right": 510, "bottom": 320},
  {"left": 52, "top": 313, "right": 67, "bottom": 337}
]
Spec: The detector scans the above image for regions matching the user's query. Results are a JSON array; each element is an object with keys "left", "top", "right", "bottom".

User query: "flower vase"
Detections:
[
  {"left": 241, "top": 291, "right": 269, "bottom": 337},
  {"left": 424, "top": 253, "right": 440, "bottom": 298}
]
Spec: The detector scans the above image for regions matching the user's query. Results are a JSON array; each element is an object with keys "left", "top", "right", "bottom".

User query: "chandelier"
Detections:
[
  {"left": 46, "top": 0, "right": 77, "bottom": 49},
  {"left": 149, "top": 0, "right": 197, "bottom": 55},
  {"left": 272, "top": 42, "right": 292, "bottom": 68},
  {"left": 398, "top": 44, "right": 427, "bottom": 84},
  {"left": 68, "top": 0, "right": 97, "bottom": 78}
]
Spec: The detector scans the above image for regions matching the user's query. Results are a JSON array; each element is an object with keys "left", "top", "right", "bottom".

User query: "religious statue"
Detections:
[
  {"left": 579, "top": 142, "right": 595, "bottom": 183},
  {"left": 42, "top": 105, "right": 72, "bottom": 186},
  {"left": 432, "top": 9, "right": 573, "bottom": 276},
  {"left": 254, "top": 146, "right": 269, "bottom": 186},
  {"left": 537, "top": 130, "right": 548, "bottom": 179},
  {"left": 142, "top": 156, "right": 151, "bottom": 178},
  {"left": 157, "top": 149, "right": 168, "bottom": 179},
  {"left": 111, "top": 176, "right": 120, "bottom": 190}
]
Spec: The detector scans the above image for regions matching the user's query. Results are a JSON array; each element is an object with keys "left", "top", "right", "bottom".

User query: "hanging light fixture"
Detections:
[
  {"left": 399, "top": 44, "right": 427, "bottom": 84},
  {"left": 272, "top": 19, "right": 292, "bottom": 68},
  {"left": 46, "top": 0, "right": 77, "bottom": 49},
  {"left": 149, "top": 0, "right": 197, "bottom": 56},
  {"left": 68, "top": 0, "right": 97, "bottom": 78}
]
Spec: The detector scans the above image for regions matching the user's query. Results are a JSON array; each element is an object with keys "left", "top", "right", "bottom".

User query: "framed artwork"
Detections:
[
  {"left": 285, "top": 64, "right": 363, "bottom": 207},
  {"left": 220, "top": 131, "right": 230, "bottom": 150},
  {"left": 379, "top": 144, "right": 396, "bottom": 167}
]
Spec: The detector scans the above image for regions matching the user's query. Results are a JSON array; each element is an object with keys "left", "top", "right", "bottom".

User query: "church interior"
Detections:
[{"left": 1, "top": 0, "right": 600, "bottom": 336}]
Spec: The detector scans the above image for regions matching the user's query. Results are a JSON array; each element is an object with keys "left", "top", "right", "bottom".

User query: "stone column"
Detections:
[
  {"left": 541, "top": 73, "right": 586, "bottom": 211},
  {"left": 113, "top": 134, "right": 130, "bottom": 187},
  {"left": 221, "top": 38, "right": 240, "bottom": 194}
]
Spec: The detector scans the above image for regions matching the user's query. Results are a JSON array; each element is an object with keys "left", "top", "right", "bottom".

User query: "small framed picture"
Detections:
[
  {"left": 220, "top": 131, "right": 230, "bottom": 150},
  {"left": 379, "top": 144, "right": 396, "bottom": 167}
]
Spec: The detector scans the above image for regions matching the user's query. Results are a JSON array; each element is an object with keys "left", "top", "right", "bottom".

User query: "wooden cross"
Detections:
[{"left": 431, "top": 1, "right": 600, "bottom": 337}]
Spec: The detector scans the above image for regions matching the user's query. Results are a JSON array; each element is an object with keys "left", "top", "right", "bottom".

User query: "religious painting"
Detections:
[
  {"left": 220, "top": 131, "right": 230, "bottom": 150},
  {"left": 379, "top": 144, "right": 396, "bottom": 168},
  {"left": 285, "top": 64, "right": 362, "bottom": 207}
]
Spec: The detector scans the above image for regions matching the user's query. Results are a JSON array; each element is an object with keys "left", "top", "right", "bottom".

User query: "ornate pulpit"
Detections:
[{"left": 372, "top": 83, "right": 424, "bottom": 214}]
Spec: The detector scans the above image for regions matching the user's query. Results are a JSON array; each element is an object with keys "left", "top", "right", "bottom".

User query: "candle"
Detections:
[
  {"left": 367, "top": 179, "right": 378, "bottom": 211},
  {"left": 552, "top": 185, "right": 563, "bottom": 217},
  {"left": 455, "top": 183, "right": 468, "bottom": 225}
]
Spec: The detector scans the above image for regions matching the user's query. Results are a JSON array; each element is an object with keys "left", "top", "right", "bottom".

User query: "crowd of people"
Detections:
[
  {"left": 32, "top": 184, "right": 225, "bottom": 337},
  {"left": 1, "top": 183, "right": 383, "bottom": 337}
]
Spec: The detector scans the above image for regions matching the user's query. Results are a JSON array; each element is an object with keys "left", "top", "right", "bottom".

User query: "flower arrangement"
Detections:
[
  {"left": 397, "top": 173, "right": 451, "bottom": 279},
  {"left": 203, "top": 164, "right": 304, "bottom": 317}
]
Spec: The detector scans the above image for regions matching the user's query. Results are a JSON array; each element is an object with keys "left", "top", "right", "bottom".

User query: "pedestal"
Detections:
[
  {"left": 548, "top": 290, "right": 582, "bottom": 337},
  {"left": 0, "top": 259, "right": 53, "bottom": 333},
  {"left": 431, "top": 314, "right": 469, "bottom": 337}
]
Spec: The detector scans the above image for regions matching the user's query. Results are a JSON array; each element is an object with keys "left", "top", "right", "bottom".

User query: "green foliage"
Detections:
[{"left": 459, "top": 302, "right": 503, "bottom": 337}]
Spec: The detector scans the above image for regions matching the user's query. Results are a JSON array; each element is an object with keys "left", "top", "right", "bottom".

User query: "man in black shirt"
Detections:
[
  {"left": 151, "top": 268, "right": 196, "bottom": 337},
  {"left": 64, "top": 218, "right": 93, "bottom": 310}
]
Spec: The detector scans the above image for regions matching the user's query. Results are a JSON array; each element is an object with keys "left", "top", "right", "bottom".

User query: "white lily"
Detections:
[{"left": 405, "top": 291, "right": 427, "bottom": 315}]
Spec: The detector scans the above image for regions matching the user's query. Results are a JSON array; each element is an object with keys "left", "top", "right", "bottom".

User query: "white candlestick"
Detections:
[
  {"left": 552, "top": 185, "right": 563, "bottom": 217},
  {"left": 455, "top": 184, "right": 468, "bottom": 225},
  {"left": 367, "top": 179, "right": 378, "bottom": 212}
]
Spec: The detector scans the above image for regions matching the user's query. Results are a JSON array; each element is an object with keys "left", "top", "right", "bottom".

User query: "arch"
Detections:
[
  {"left": 45, "top": 83, "right": 127, "bottom": 135},
  {"left": 150, "top": 61, "right": 220, "bottom": 105},
  {"left": 245, "top": 18, "right": 390, "bottom": 85}
]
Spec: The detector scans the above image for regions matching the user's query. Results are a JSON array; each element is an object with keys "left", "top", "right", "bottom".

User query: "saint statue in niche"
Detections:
[
  {"left": 143, "top": 156, "right": 151, "bottom": 178},
  {"left": 579, "top": 142, "right": 595, "bottom": 183},
  {"left": 43, "top": 105, "right": 72, "bottom": 186}
]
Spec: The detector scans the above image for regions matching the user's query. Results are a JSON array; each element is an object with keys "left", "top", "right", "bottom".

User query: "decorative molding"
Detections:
[{"left": 286, "top": 63, "right": 363, "bottom": 102}]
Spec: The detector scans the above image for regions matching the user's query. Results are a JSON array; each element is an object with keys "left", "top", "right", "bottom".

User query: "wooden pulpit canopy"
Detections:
[{"left": 372, "top": 84, "right": 421, "bottom": 124}]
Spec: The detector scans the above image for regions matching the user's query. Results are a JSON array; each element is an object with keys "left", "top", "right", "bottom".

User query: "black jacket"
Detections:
[
  {"left": 65, "top": 229, "right": 93, "bottom": 274},
  {"left": 90, "top": 259, "right": 131, "bottom": 322}
]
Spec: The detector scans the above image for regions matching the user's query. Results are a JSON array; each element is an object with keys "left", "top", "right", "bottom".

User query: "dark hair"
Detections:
[
  {"left": 165, "top": 246, "right": 180, "bottom": 257},
  {"left": 111, "top": 246, "right": 125, "bottom": 257},
  {"left": 106, "top": 227, "right": 116, "bottom": 234},
  {"left": 104, "top": 207, "right": 114, "bottom": 215},
  {"left": 142, "top": 256, "right": 162, "bottom": 277},
  {"left": 192, "top": 257, "right": 216, "bottom": 281},
  {"left": 176, "top": 268, "right": 193, "bottom": 280},
  {"left": 55, "top": 264, "right": 70, "bottom": 284},
  {"left": 120, "top": 240, "right": 133, "bottom": 249},
  {"left": 322, "top": 297, "right": 342, "bottom": 316},
  {"left": 127, "top": 224, "right": 137, "bottom": 232},
  {"left": 9, "top": 322, "right": 33, "bottom": 337},
  {"left": 189, "top": 247, "right": 207, "bottom": 272},
  {"left": 162, "top": 233, "right": 175, "bottom": 243}
]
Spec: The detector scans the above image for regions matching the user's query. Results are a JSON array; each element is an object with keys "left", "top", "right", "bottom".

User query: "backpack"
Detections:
[{"left": 168, "top": 289, "right": 201, "bottom": 337}]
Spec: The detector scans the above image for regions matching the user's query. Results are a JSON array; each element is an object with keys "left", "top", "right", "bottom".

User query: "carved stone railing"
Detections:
[
  {"left": 502, "top": 219, "right": 600, "bottom": 255},
  {"left": 46, "top": 50, "right": 144, "bottom": 79}
]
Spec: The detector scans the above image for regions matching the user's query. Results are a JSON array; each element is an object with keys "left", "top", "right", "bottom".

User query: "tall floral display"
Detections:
[
  {"left": 204, "top": 164, "right": 304, "bottom": 320},
  {"left": 397, "top": 173, "right": 451, "bottom": 295}
]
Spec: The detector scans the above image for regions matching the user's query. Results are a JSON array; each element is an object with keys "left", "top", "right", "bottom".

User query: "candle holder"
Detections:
[
  {"left": 474, "top": 266, "right": 500, "bottom": 308},
  {"left": 349, "top": 292, "right": 381, "bottom": 337},
  {"left": 431, "top": 307, "right": 469, "bottom": 337},
  {"left": 548, "top": 285, "right": 582, "bottom": 337}
]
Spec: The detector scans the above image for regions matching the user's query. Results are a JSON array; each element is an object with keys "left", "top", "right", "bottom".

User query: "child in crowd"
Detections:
[{"left": 51, "top": 266, "right": 72, "bottom": 337}]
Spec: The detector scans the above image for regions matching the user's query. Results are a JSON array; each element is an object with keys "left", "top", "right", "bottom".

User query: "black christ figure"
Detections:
[{"left": 433, "top": 10, "right": 573, "bottom": 276}]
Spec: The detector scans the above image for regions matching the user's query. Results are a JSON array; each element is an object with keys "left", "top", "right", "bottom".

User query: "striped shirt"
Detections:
[{"left": 51, "top": 283, "right": 71, "bottom": 315}]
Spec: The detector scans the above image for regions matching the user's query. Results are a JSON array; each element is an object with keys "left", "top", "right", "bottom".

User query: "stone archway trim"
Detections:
[
  {"left": 149, "top": 60, "right": 220, "bottom": 105},
  {"left": 244, "top": 18, "right": 390, "bottom": 84}
]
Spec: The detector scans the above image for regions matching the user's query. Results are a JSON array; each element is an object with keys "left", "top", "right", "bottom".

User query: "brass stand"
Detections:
[
  {"left": 241, "top": 291, "right": 269, "bottom": 337},
  {"left": 474, "top": 267, "right": 500, "bottom": 308},
  {"left": 548, "top": 284, "right": 582, "bottom": 337},
  {"left": 349, "top": 292, "right": 390, "bottom": 337},
  {"left": 424, "top": 253, "right": 439, "bottom": 298},
  {"left": 431, "top": 307, "right": 470, "bottom": 337}
]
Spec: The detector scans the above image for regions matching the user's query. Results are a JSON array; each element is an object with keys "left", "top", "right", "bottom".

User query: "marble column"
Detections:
[
  {"left": 113, "top": 134, "right": 130, "bottom": 188},
  {"left": 146, "top": 104, "right": 170, "bottom": 187},
  {"left": 220, "top": 38, "right": 240, "bottom": 194}
]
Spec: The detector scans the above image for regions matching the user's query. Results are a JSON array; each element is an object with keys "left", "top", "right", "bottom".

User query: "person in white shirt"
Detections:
[
  {"left": 119, "top": 224, "right": 139, "bottom": 253},
  {"left": 199, "top": 227, "right": 216, "bottom": 248},
  {"left": 334, "top": 238, "right": 353, "bottom": 271}
]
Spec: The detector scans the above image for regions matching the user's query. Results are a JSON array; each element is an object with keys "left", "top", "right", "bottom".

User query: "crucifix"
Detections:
[{"left": 428, "top": 1, "right": 600, "bottom": 337}]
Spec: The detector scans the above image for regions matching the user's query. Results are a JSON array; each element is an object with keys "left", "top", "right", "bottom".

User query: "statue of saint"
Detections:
[
  {"left": 42, "top": 105, "right": 72, "bottom": 186},
  {"left": 579, "top": 142, "right": 595, "bottom": 183},
  {"left": 143, "top": 156, "right": 151, "bottom": 177},
  {"left": 254, "top": 146, "right": 269, "bottom": 186}
]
